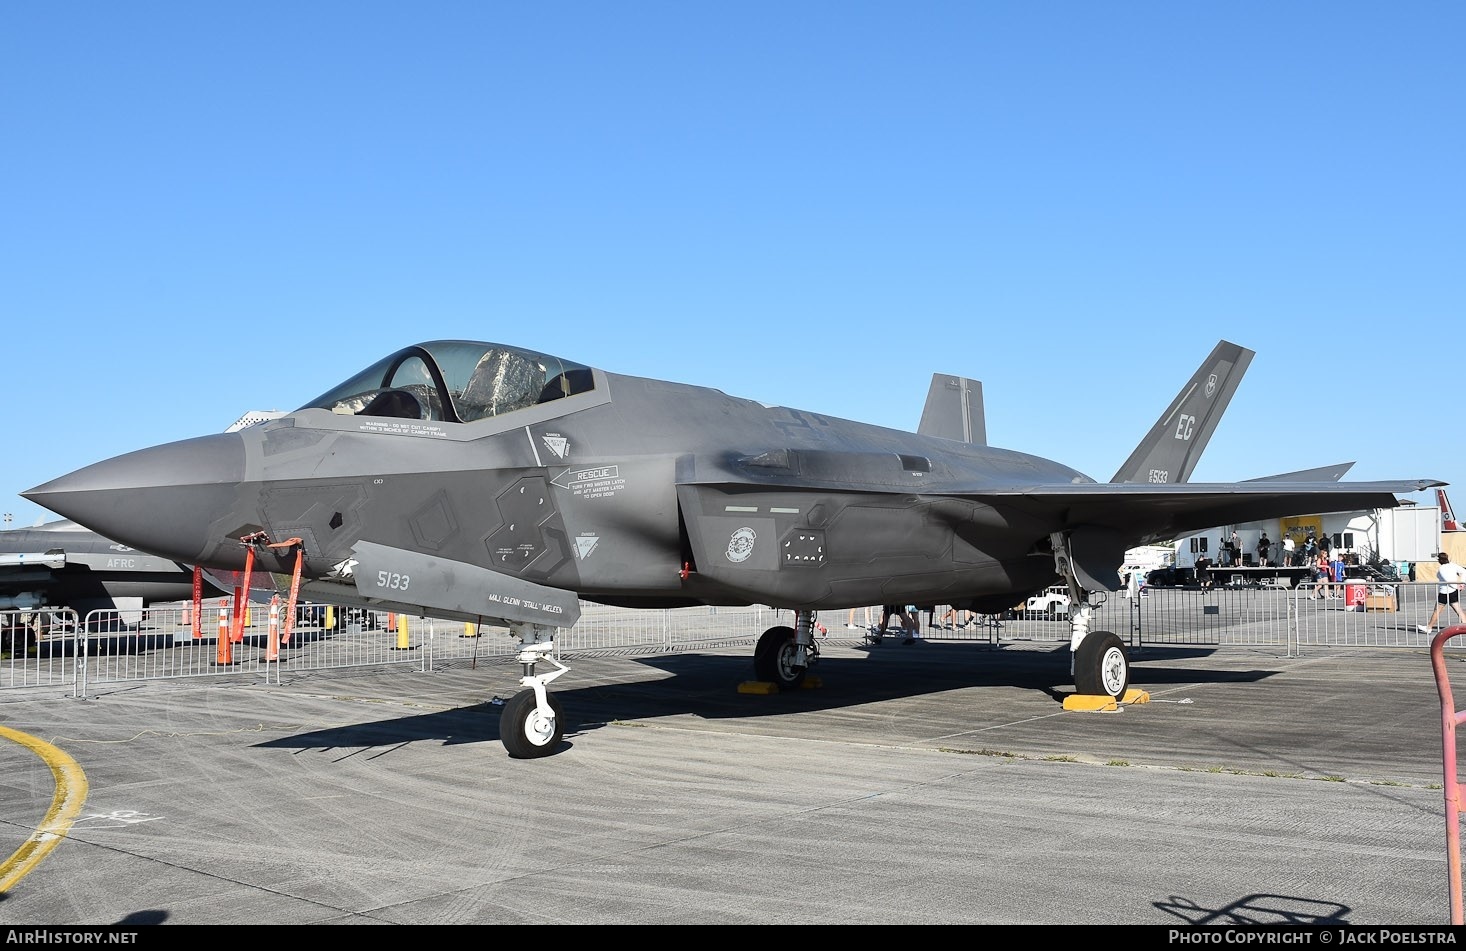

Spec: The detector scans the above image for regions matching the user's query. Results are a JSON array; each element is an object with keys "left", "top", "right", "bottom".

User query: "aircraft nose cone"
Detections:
[{"left": 23, "top": 433, "right": 248, "bottom": 565}]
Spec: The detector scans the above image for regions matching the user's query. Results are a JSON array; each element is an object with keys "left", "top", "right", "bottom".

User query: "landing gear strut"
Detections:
[
  {"left": 1052, "top": 532, "right": 1131, "bottom": 701},
  {"left": 500, "top": 621, "right": 570, "bottom": 758}
]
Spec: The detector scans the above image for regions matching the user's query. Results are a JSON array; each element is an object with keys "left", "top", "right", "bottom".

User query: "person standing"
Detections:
[
  {"left": 1258, "top": 533, "right": 1272, "bottom": 568},
  {"left": 874, "top": 604, "right": 920, "bottom": 644},
  {"left": 874, "top": 604, "right": 902, "bottom": 642},
  {"left": 1311, "top": 549, "right": 1334, "bottom": 599},
  {"left": 1419, "top": 552, "right": 1466, "bottom": 635},
  {"left": 1282, "top": 534, "right": 1296, "bottom": 567},
  {"left": 898, "top": 604, "right": 922, "bottom": 644}
]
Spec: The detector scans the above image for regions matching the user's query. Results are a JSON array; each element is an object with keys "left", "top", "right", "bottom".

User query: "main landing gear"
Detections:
[
  {"left": 1073, "top": 629, "right": 1129, "bottom": 699},
  {"left": 753, "top": 609, "right": 820, "bottom": 690},
  {"left": 1052, "top": 532, "right": 1131, "bottom": 702},
  {"left": 500, "top": 621, "right": 570, "bottom": 758}
]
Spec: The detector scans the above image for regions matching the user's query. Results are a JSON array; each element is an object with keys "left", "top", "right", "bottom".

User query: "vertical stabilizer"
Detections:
[
  {"left": 1110, "top": 340, "right": 1254, "bottom": 484},
  {"left": 918, "top": 374, "right": 986, "bottom": 445}
]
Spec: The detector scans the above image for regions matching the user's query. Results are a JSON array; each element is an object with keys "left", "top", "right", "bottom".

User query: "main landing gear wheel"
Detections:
[
  {"left": 500, "top": 688, "right": 566, "bottom": 759},
  {"left": 1073, "top": 630, "right": 1129, "bottom": 700},
  {"left": 754, "top": 626, "right": 807, "bottom": 691}
]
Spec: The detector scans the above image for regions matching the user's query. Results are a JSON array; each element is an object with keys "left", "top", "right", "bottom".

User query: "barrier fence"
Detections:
[{"left": 0, "top": 580, "right": 1448, "bottom": 695}]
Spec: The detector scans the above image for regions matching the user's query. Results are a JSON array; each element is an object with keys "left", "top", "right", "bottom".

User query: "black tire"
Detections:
[
  {"left": 500, "top": 688, "right": 566, "bottom": 759},
  {"left": 754, "top": 626, "right": 806, "bottom": 690},
  {"left": 1073, "top": 631, "right": 1129, "bottom": 699}
]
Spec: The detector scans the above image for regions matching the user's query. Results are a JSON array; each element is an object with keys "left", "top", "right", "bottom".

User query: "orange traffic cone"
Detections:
[
  {"left": 214, "top": 599, "right": 234, "bottom": 666},
  {"left": 264, "top": 595, "right": 281, "bottom": 663}
]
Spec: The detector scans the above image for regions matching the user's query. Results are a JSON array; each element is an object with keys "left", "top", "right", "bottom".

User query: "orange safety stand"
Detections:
[
  {"left": 230, "top": 544, "right": 258, "bottom": 644},
  {"left": 266, "top": 538, "right": 305, "bottom": 648},
  {"left": 1431, "top": 624, "right": 1466, "bottom": 925},
  {"left": 190, "top": 566, "right": 203, "bottom": 639},
  {"left": 230, "top": 585, "right": 245, "bottom": 642}
]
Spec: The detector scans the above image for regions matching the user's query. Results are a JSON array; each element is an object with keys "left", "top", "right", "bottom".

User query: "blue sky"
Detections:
[{"left": 3, "top": 2, "right": 1461, "bottom": 529}]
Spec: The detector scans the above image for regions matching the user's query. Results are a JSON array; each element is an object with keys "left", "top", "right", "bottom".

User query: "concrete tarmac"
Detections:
[{"left": 0, "top": 635, "right": 1461, "bottom": 926}]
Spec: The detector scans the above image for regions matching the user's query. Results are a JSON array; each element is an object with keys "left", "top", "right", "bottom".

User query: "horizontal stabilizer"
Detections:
[
  {"left": 918, "top": 374, "right": 986, "bottom": 445},
  {"left": 1245, "top": 462, "right": 1355, "bottom": 483}
]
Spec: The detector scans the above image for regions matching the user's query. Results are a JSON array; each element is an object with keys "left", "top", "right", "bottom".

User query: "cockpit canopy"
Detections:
[{"left": 299, "top": 341, "right": 595, "bottom": 423}]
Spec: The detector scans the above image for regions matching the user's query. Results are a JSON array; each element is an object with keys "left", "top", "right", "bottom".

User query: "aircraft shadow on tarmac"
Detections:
[
  {"left": 1156, "top": 893, "right": 1350, "bottom": 926},
  {"left": 253, "top": 641, "right": 1281, "bottom": 755}
]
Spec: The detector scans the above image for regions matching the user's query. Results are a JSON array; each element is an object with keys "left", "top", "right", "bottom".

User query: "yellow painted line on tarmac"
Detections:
[{"left": 0, "top": 725, "right": 88, "bottom": 893}]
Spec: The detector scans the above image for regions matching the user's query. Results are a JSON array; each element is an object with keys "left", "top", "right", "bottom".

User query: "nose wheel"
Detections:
[
  {"left": 501, "top": 688, "right": 566, "bottom": 758},
  {"left": 499, "top": 622, "right": 570, "bottom": 758}
]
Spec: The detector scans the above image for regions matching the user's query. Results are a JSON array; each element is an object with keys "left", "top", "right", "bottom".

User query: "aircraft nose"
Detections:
[{"left": 23, "top": 433, "right": 248, "bottom": 565}]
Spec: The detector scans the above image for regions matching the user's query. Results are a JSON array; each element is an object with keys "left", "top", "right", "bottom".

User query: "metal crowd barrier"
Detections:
[
  {"left": 0, "top": 601, "right": 785, "bottom": 694},
  {"left": 0, "top": 582, "right": 1450, "bottom": 695}
]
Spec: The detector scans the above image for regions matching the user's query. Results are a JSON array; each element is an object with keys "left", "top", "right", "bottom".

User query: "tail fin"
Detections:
[
  {"left": 918, "top": 374, "right": 986, "bottom": 445},
  {"left": 1110, "top": 340, "right": 1254, "bottom": 484}
]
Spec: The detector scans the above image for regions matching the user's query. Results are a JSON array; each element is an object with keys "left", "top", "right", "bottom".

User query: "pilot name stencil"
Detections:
[{"left": 485, "top": 591, "right": 565, "bottom": 614}]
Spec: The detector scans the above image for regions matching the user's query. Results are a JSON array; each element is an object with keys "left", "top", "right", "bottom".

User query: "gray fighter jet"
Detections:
[
  {"left": 24, "top": 339, "right": 1441, "bottom": 757},
  {"left": 0, "top": 518, "right": 222, "bottom": 619}
]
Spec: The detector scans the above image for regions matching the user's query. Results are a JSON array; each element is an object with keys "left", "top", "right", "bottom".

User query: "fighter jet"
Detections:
[
  {"left": 24, "top": 338, "right": 1441, "bottom": 757},
  {"left": 0, "top": 518, "right": 221, "bottom": 620}
]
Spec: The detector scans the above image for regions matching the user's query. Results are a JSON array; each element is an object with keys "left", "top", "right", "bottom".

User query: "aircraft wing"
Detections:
[
  {"left": 984, "top": 478, "right": 1433, "bottom": 534},
  {"left": 675, "top": 451, "right": 1438, "bottom": 605}
]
